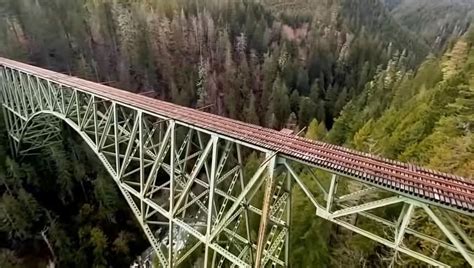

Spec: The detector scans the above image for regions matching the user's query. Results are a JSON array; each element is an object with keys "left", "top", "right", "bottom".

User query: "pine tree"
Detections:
[
  {"left": 305, "top": 119, "right": 319, "bottom": 140},
  {"left": 266, "top": 77, "right": 291, "bottom": 129},
  {"left": 309, "top": 81, "right": 323, "bottom": 104},
  {"left": 290, "top": 90, "right": 300, "bottom": 113},
  {"left": 442, "top": 39, "right": 469, "bottom": 79},
  {"left": 243, "top": 91, "right": 260, "bottom": 124},
  {"left": 196, "top": 55, "right": 209, "bottom": 107},
  {"left": 316, "top": 121, "right": 328, "bottom": 140},
  {"left": 450, "top": 84, "right": 474, "bottom": 131},
  {"left": 298, "top": 97, "right": 316, "bottom": 128},
  {"left": 290, "top": 171, "right": 330, "bottom": 267},
  {"left": 1, "top": 193, "right": 31, "bottom": 239},
  {"left": 334, "top": 87, "right": 348, "bottom": 115},
  {"left": 93, "top": 173, "right": 120, "bottom": 215},
  {"left": 305, "top": 118, "right": 328, "bottom": 141},
  {"left": 296, "top": 67, "right": 310, "bottom": 94},
  {"left": 90, "top": 227, "right": 108, "bottom": 266},
  {"left": 353, "top": 119, "right": 376, "bottom": 151},
  {"left": 261, "top": 52, "right": 279, "bottom": 113},
  {"left": 112, "top": 231, "right": 132, "bottom": 255},
  {"left": 49, "top": 145, "right": 74, "bottom": 204}
]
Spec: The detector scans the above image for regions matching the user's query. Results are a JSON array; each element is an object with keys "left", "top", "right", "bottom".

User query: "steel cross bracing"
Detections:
[{"left": 0, "top": 58, "right": 473, "bottom": 267}]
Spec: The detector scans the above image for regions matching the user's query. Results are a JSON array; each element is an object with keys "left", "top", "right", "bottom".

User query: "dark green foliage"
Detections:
[
  {"left": 0, "top": 119, "right": 147, "bottom": 267},
  {"left": 290, "top": 171, "right": 330, "bottom": 266},
  {"left": 305, "top": 118, "right": 328, "bottom": 141},
  {"left": 298, "top": 97, "right": 316, "bottom": 128},
  {"left": 267, "top": 77, "right": 291, "bottom": 128},
  {"left": 388, "top": 0, "right": 474, "bottom": 52},
  {"left": 327, "top": 30, "right": 474, "bottom": 267},
  {"left": 0, "top": 0, "right": 444, "bottom": 130},
  {"left": 0, "top": 0, "right": 473, "bottom": 267}
]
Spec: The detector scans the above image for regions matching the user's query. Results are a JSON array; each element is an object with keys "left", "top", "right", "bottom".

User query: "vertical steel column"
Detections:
[
  {"left": 204, "top": 136, "right": 218, "bottom": 267},
  {"left": 9, "top": 70, "right": 22, "bottom": 116},
  {"left": 255, "top": 153, "right": 277, "bottom": 268},
  {"left": 92, "top": 96, "right": 99, "bottom": 145},
  {"left": 138, "top": 112, "right": 145, "bottom": 221},
  {"left": 236, "top": 144, "right": 254, "bottom": 265},
  {"left": 169, "top": 120, "right": 176, "bottom": 267},
  {"left": 74, "top": 88, "right": 80, "bottom": 126},
  {"left": 285, "top": 171, "right": 291, "bottom": 267},
  {"left": 17, "top": 72, "right": 29, "bottom": 118},
  {"left": 326, "top": 174, "right": 338, "bottom": 212},
  {"left": 113, "top": 103, "right": 120, "bottom": 176}
]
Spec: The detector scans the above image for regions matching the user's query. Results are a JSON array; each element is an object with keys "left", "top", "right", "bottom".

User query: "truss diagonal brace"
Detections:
[
  {"left": 395, "top": 203, "right": 414, "bottom": 245},
  {"left": 285, "top": 162, "right": 323, "bottom": 210},
  {"left": 439, "top": 209, "right": 474, "bottom": 251},
  {"left": 143, "top": 123, "right": 172, "bottom": 195},
  {"left": 173, "top": 137, "right": 214, "bottom": 215},
  {"left": 210, "top": 155, "right": 273, "bottom": 241},
  {"left": 423, "top": 205, "right": 474, "bottom": 266}
]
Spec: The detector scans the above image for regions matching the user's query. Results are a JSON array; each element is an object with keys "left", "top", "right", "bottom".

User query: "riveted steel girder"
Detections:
[{"left": 0, "top": 65, "right": 473, "bottom": 267}]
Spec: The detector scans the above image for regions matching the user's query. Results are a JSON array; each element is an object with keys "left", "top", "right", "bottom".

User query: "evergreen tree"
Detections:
[
  {"left": 244, "top": 92, "right": 260, "bottom": 124},
  {"left": 90, "top": 227, "right": 108, "bottom": 266},
  {"left": 290, "top": 90, "right": 300, "bottom": 113},
  {"left": 266, "top": 76, "right": 291, "bottom": 129},
  {"left": 305, "top": 119, "right": 319, "bottom": 140},
  {"left": 296, "top": 67, "right": 310, "bottom": 94},
  {"left": 298, "top": 97, "right": 316, "bottom": 128},
  {"left": 450, "top": 84, "right": 474, "bottom": 131},
  {"left": 305, "top": 118, "right": 328, "bottom": 140},
  {"left": 0, "top": 1, "right": 473, "bottom": 267},
  {"left": 328, "top": 31, "right": 474, "bottom": 266}
]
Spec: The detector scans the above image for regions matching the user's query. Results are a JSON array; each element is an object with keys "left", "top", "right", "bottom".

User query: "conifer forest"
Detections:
[{"left": 0, "top": 0, "right": 473, "bottom": 267}]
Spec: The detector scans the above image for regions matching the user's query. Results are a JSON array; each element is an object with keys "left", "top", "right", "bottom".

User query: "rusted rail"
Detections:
[{"left": 0, "top": 57, "right": 472, "bottom": 213}]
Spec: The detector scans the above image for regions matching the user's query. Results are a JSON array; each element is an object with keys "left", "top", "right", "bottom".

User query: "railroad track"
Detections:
[{"left": 1, "top": 57, "right": 472, "bottom": 213}]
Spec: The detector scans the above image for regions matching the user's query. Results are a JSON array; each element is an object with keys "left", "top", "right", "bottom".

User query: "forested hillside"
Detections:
[
  {"left": 0, "top": 0, "right": 473, "bottom": 267},
  {"left": 384, "top": 0, "right": 474, "bottom": 52},
  {"left": 0, "top": 0, "right": 430, "bottom": 130},
  {"left": 0, "top": 125, "right": 148, "bottom": 266},
  {"left": 329, "top": 30, "right": 474, "bottom": 174},
  {"left": 327, "top": 29, "right": 474, "bottom": 267}
]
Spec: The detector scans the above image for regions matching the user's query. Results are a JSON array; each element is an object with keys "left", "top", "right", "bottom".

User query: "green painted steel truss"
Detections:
[{"left": 0, "top": 65, "right": 472, "bottom": 267}]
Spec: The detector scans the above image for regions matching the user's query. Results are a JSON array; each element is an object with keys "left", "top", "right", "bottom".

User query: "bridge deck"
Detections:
[{"left": 0, "top": 57, "right": 472, "bottom": 214}]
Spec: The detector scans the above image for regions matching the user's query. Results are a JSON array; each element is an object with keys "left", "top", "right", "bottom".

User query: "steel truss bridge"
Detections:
[{"left": 0, "top": 57, "right": 473, "bottom": 267}]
